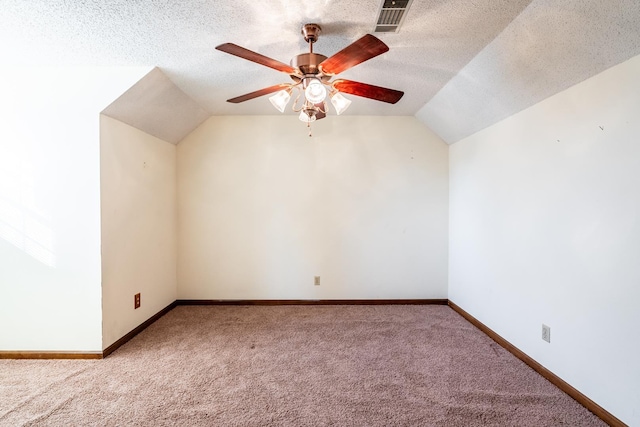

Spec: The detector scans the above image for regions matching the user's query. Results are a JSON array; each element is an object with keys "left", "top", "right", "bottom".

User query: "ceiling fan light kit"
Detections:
[
  {"left": 299, "top": 109, "right": 317, "bottom": 123},
  {"left": 330, "top": 91, "right": 352, "bottom": 115},
  {"left": 269, "top": 89, "right": 292, "bottom": 113},
  {"left": 216, "top": 23, "right": 404, "bottom": 136},
  {"left": 304, "top": 78, "right": 327, "bottom": 104}
]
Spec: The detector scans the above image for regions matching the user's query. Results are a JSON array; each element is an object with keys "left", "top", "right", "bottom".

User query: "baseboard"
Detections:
[
  {"left": 1, "top": 299, "right": 442, "bottom": 360},
  {"left": 0, "top": 301, "right": 178, "bottom": 360},
  {"left": 448, "top": 301, "right": 626, "bottom": 427},
  {"left": 0, "top": 351, "right": 103, "bottom": 360},
  {"left": 176, "top": 299, "right": 449, "bottom": 305},
  {"left": 102, "top": 300, "right": 177, "bottom": 358}
]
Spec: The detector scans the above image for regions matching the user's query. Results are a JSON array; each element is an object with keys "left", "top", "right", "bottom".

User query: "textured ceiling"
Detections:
[{"left": 1, "top": 0, "right": 639, "bottom": 144}]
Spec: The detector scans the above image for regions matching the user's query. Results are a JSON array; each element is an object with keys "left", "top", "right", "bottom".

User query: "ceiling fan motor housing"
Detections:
[{"left": 290, "top": 53, "right": 328, "bottom": 78}]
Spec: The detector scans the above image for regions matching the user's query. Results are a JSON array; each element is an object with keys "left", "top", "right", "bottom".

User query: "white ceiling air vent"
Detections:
[{"left": 375, "top": 0, "right": 413, "bottom": 33}]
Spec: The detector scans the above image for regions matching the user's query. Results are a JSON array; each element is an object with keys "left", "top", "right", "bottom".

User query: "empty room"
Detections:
[{"left": 1, "top": 1, "right": 639, "bottom": 426}]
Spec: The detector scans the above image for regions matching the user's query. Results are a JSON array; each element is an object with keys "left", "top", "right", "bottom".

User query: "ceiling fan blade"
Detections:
[
  {"left": 332, "top": 79, "right": 404, "bottom": 104},
  {"left": 216, "top": 43, "right": 297, "bottom": 75},
  {"left": 315, "top": 103, "right": 326, "bottom": 120},
  {"left": 227, "top": 84, "right": 291, "bottom": 103},
  {"left": 319, "top": 34, "right": 389, "bottom": 76}
]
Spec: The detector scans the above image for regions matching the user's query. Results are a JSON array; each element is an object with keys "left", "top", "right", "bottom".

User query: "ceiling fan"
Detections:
[{"left": 216, "top": 23, "right": 404, "bottom": 135}]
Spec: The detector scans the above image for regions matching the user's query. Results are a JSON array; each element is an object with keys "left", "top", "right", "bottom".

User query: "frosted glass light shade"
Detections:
[
  {"left": 269, "top": 90, "right": 291, "bottom": 113},
  {"left": 331, "top": 92, "right": 351, "bottom": 115},
  {"left": 298, "top": 110, "right": 316, "bottom": 123},
  {"left": 304, "top": 79, "right": 326, "bottom": 104}
]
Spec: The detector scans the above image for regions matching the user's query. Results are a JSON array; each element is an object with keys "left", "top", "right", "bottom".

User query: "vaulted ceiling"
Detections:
[{"left": 1, "top": 0, "right": 639, "bottom": 144}]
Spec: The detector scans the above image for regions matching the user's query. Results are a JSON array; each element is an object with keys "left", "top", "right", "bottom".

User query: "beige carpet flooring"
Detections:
[{"left": 0, "top": 305, "right": 605, "bottom": 426}]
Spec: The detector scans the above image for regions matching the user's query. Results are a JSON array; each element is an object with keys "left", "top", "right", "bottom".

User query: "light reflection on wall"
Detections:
[
  {"left": 0, "top": 198, "right": 56, "bottom": 267},
  {"left": 0, "top": 74, "right": 57, "bottom": 268}
]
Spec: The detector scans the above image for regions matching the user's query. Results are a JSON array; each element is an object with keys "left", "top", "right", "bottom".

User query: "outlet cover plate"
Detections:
[{"left": 542, "top": 324, "right": 550, "bottom": 343}]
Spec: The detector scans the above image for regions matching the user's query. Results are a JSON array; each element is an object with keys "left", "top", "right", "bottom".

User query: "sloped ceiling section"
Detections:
[
  {"left": 416, "top": 0, "right": 640, "bottom": 144},
  {"left": 101, "top": 68, "right": 209, "bottom": 145}
]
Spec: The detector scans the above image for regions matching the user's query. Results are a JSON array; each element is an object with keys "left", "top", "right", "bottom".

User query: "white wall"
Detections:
[
  {"left": 177, "top": 116, "right": 448, "bottom": 300},
  {"left": 449, "top": 54, "right": 640, "bottom": 425},
  {"left": 0, "top": 66, "right": 150, "bottom": 352},
  {"left": 100, "top": 116, "right": 177, "bottom": 349}
]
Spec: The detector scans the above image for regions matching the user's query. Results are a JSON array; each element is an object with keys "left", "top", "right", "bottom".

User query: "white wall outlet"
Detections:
[
  {"left": 314, "top": 276, "right": 320, "bottom": 286},
  {"left": 542, "top": 324, "right": 551, "bottom": 343}
]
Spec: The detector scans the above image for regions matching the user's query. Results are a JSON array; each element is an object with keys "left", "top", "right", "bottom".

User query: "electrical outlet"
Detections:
[
  {"left": 134, "top": 293, "right": 141, "bottom": 309},
  {"left": 314, "top": 276, "right": 320, "bottom": 286},
  {"left": 542, "top": 324, "right": 550, "bottom": 343}
]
